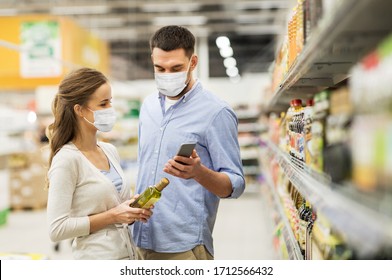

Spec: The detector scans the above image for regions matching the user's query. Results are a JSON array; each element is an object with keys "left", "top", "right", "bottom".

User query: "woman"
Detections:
[{"left": 46, "top": 67, "right": 151, "bottom": 260}]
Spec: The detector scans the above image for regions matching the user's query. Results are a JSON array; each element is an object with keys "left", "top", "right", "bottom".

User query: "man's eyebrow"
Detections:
[{"left": 154, "top": 63, "right": 183, "bottom": 68}]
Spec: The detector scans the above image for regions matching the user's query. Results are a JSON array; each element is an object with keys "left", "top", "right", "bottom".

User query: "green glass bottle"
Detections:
[{"left": 129, "top": 177, "right": 170, "bottom": 209}]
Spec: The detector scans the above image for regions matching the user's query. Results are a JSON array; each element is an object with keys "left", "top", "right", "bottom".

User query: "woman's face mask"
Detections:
[
  {"left": 84, "top": 107, "right": 116, "bottom": 132},
  {"left": 154, "top": 56, "right": 193, "bottom": 97}
]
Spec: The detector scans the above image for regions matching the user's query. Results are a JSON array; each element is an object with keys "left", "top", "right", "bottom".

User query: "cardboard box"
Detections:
[
  {"left": 9, "top": 150, "right": 48, "bottom": 210},
  {"left": 0, "top": 156, "right": 10, "bottom": 226}
]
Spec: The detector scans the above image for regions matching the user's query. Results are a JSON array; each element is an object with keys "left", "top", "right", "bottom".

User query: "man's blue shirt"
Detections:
[{"left": 132, "top": 81, "right": 245, "bottom": 256}]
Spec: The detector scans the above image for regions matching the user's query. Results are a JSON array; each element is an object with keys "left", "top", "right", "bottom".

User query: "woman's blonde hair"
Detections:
[{"left": 46, "top": 67, "right": 108, "bottom": 187}]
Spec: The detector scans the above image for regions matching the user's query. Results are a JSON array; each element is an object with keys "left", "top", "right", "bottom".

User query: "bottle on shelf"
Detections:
[
  {"left": 304, "top": 99, "right": 314, "bottom": 165},
  {"left": 310, "top": 91, "right": 330, "bottom": 171},
  {"left": 129, "top": 177, "right": 170, "bottom": 209},
  {"left": 288, "top": 99, "right": 305, "bottom": 161},
  {"left": 285, "top": 100, "right": 295, "bottom": 153}
]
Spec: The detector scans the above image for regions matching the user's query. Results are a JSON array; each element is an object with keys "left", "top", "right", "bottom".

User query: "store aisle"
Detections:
[
  {"left": 213, "top": 191, "right": 277, "bottom": 260},
  {"left": 0, "top": 189, "right": 276, "bottom": 260}
]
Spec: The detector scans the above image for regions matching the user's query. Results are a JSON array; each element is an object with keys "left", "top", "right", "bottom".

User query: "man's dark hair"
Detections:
[{"left": 150, "top": 25, "right": 195, "bottom": 57}]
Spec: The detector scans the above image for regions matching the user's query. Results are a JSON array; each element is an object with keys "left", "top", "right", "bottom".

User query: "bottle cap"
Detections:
[
  {"left": 291, "top": 99, "right": 302, "bottom": 107},
  {"left": 155, "top": 177, "right": 170, "bottom": 191},
  {"left": 306, "top": 99, "right": 314, "bottom": 106}
]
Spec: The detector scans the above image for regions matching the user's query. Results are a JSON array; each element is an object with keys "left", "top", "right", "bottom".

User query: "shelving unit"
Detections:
[
  {"left": 268, "top": 0, "right": 392, "bottom": 112},
  {"left": 262, "top": 0, "right": 392, "bottom": 259},
  {"left": 235, "top": 107, "right": 264, "bottom": 193},
  {"left": 262, "top": 155, "right": 303, "bottom": 260},
  {"left": 264, "top": 141, "right": 392, "bottom": 258}
]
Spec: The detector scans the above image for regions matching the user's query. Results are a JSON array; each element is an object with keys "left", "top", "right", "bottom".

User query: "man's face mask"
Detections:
[{"left": 154, "top": 56, "right": 193, "bottom": 97}]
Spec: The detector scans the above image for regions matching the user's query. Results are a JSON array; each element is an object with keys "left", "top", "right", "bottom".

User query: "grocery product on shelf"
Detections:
[
  {"left": 311, "top": 213, "right": 353, "bottom": 260},
  {"left": 271, "top": 0, "right": 324, "bottom": 93},
  {"left": 310, "top": 91, "right": 329, "bottom": 172},
  {"left": 304, "top": 99, "right": 314, "bottom": 166},
  {"left": 304, "top": 0, "right": 323, "bottom": 43},
  {"left": 323, "top": 87, "right": 353, "bottom": 183},
  {"left": 288, "top": 99, "right": 305, "bottom": 162},
  {"left": 350, "top": 33, "right": 392, "bottom": 192}
]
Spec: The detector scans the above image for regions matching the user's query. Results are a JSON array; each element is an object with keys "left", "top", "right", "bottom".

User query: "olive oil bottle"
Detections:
[{"left": 129, "top": 177, "right": 170, "bottom": 209}]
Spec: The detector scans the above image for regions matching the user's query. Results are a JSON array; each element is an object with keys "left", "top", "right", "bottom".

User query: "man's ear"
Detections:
[{"left": 191, "top": 55, "right": 198, "bottom": 70}]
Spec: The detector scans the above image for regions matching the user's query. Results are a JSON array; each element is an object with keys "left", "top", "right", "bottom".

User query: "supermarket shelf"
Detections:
[
  {"left": 265, "top": 141, "right": 392, "bottom": 258},
  {"left": 238, "top": 136, "right": 260, "bottom": 147},
  {"left": 238, "top": 123, "right": 267, "bottom": 133},
  {"left": 244, "top": 183, "right": 261, "bottom": 194},
  {"left": 262, "top": 160, "right": 303, "bottom": 260},
  {"left": 268, "top": 0, "right": 392, "bottom": 111},
  {"left": 235, "top": 109, "right": 260, "bottom": 120},
  {"left": 240, "top": 147, "right": 260, "bottom": 160},
  {"left": 243, "top": 165, "right": 260, "bottom": 176}
]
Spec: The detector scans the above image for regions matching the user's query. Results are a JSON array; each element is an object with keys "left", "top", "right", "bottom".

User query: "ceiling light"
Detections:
[
  {"left": 235, "top": 25, "right": 284, "bottom": 35},
  {"left": 235, "top": 13, "right": 275, "bottom": 24},
  {"left": 226, "top": 67, "right": 239, "bottom": 77},
  {"left": 27, "top": 111, "right": 37, "bottom": 124},
  {"left": 219, "top": 47, "right": 233, "bottom": 58},
  {"left": 224, "top": 57, "right": 237, "bottom": 68},
  {"left": 77, "top": 17, "right": 124, "bottom": 28},
  {"left": 142, "top": 3, "right": 200, "bottom": 12},
  {"left": 90, "top": 28, "right": 137, "bottom": 41},
  {"left": 0, "top": 8, "right": 17, "bottom": 16},
  {"left": 216, "top": 36, "right": 230, "bottom": 49},
  {"left": 230, "top": 74, "right": 242, "bottom": 83},
  {"left": 50, "top": 5, "right": 109, "bottom": 15},
  {"left": 153, "top": 16, "right": 207, "bottom": 26},
  {"left": 234, "top": 1, "right": 289, "bottom": 10}
]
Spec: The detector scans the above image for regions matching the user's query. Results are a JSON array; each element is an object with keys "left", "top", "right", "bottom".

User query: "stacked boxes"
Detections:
[
  {"left": 8, "top": 148, "right": 49, "bottom": 210},
  {"left": 0, "top": 155, "right": 10, "bottom": 226}
]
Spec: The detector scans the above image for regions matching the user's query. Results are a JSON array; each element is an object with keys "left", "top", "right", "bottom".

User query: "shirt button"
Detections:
[
  {"left": 160, "top": 127, "right": 163, "bottom": 131},
  {"left": 155, "top": 150, "right": 158, "bottom": 153},
  {"left": 151, "top": 171, "right": 154, "bottom": 174}
]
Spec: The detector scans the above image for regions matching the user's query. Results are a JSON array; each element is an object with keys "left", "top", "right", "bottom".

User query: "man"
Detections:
[{"left": 133, "top": 25, "right": 245, "bottom": 260}]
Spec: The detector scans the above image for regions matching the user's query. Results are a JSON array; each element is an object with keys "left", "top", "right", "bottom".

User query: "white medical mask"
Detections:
[
  {"left": 84, "top": 107, "right": 116, "bottom": 132},
  {"left": 154, "top": 56, "right": 193, "bottom": 97}
]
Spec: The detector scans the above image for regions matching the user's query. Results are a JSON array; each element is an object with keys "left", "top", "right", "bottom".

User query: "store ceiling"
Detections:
[{"left": 0, "top": 0, "right": 289, "bottom": 80}]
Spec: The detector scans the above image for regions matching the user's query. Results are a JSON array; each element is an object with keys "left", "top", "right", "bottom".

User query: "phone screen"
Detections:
[{"left": 175, "top": 143, "right": 196, "bottom": 164}]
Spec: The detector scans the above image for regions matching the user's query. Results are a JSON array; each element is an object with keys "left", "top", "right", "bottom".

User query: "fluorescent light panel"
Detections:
[
  {"left": 0, "top": 8, "right": 17, "bottom": 16},
  {"left": 153, "top": 15, "right": 207, "bottom": 26},
  {"left": 235, "top": 1, "right": 289, "bottom": 10},
  {"left": 142, "top": 3, "right": 200, "bottom": 12},
  {"left": 50, "top": 5, "right": 109, "bottom": 15},
  {"left": 77, "top": 17, "right": 125, "bottom": 28}
]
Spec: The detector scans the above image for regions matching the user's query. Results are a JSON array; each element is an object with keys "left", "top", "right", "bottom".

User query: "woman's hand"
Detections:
[{"left": 109, "top": 198, "right": 153, "bottom": 225}]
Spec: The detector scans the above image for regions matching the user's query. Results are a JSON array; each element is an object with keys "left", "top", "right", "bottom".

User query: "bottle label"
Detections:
[{"left": 142, "top": 198, "right": 160, "bottom": 209}]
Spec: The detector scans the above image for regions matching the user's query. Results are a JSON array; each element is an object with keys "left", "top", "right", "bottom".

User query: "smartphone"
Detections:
[{"left": 175, "top": 143, "right": 196, "bottom": 164}]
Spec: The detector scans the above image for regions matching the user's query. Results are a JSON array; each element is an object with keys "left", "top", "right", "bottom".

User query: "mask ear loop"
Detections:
[
  {"left": 187, "top": 55, "right": 194, "bottom": 72},
  {"left": 184, "top": 55, "right": 194, "bottom": 87},
  {"left": 83, "top": 107, "right": 96, "bottom": 127}
]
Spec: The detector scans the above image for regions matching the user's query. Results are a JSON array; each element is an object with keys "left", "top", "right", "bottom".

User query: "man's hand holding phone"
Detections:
[{"left": 164, "top": 143, "right": 200, "bottom": 179}]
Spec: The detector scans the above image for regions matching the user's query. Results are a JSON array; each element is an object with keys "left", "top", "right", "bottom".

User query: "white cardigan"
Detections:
[{"left": 47, "top": 142, "right": 136, "bottom": 260}]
